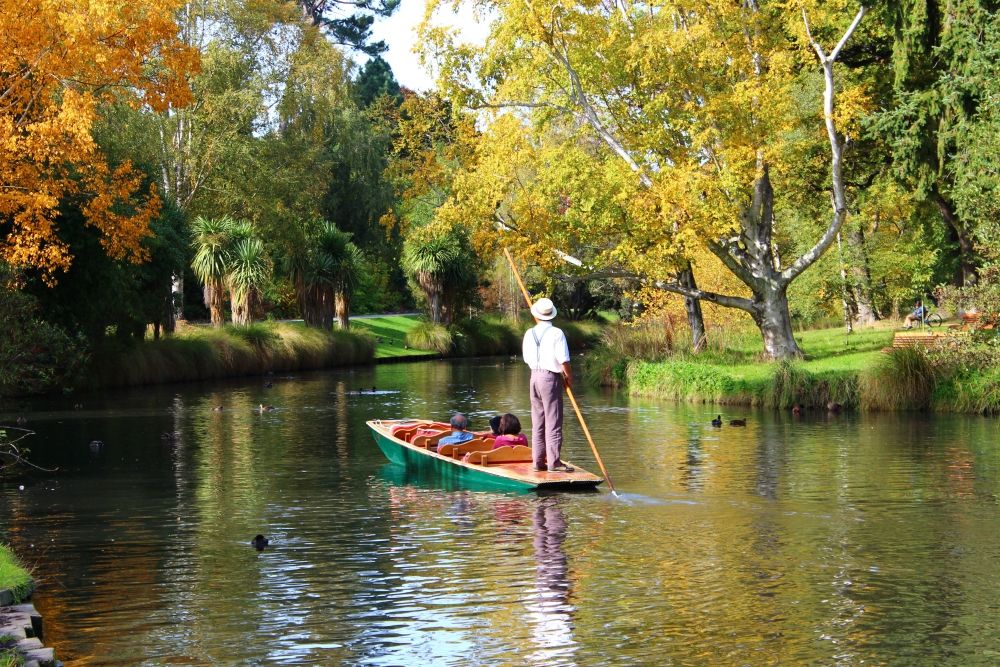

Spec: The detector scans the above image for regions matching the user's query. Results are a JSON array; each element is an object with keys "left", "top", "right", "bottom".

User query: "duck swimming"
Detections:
[
  {"left": 258, "top": 404, "right": 275, "bottom": 413},
  {"left": 711, "top": 415, "right": 723, "bottom": 427},
  {"left": 729, "top": 418, "right": 747, "bottom": 427},
  {"left": 251, "top": 534, "right": 269, "bottom": 550}
]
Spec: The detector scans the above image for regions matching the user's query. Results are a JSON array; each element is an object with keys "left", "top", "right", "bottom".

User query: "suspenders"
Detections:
[{"left": 530, "top": 325, "right": 550, "bottom": 371}]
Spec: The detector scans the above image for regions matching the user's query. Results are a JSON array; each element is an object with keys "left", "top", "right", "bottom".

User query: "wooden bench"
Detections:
[
  {"left": 465, "top": 445, "right": 533, "bottom": 466},
  {"left": 892, "top": 333, "right": 942, "bottom": 348}
]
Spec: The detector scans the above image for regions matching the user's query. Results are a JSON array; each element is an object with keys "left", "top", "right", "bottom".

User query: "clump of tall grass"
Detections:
[
  {"left": 451, "top": 317, "right": 520, "bottom": 356},
  {"left": 0, "top": 544, "right": 32, "bottom": 603},
  {"left": 406, "top": 321, "right": 453, "bottom": 354},
  {"left": 599, "top": 320, "right": 676, "bottom": 359},
  {"left": 225, "top": 322, "right": 279, "bottom": 349},
  {"left": 859, "top": 347, "right": 938, "bottom": 411},
  {"left": 583, "top": 319, "right": 676, "bottom": 386},
  {"left": 84, "top": 322, "right": 374, "bottom": 390},
  {"left": 769, "top": 360, "right": 858, "bottom": 409}
]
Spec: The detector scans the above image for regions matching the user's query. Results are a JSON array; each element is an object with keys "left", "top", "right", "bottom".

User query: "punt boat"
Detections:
[{"left": 366, "top": 419, "right": 603, "bottom": 492}]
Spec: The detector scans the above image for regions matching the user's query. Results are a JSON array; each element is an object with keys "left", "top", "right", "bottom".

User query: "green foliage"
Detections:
[
  {"left": 24, "top": 202, "right": 185, "bottom": 341},
  {"left": 405, "top": 321, "right": 453, "bottom": 354},
  {"left": 299, "top": 0, "right": 401, "bottom": 56},
  {"left": 354, "top": 56, "right": 402, "bottom": 108},
  {"left": 0, "top": 265, "right": 88, "bottom": 396}
]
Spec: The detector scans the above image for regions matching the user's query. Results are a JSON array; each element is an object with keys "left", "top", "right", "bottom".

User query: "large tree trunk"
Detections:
[
  {"left": 752, "top": 285, "right": 803, "bottom": 359},
  {"left": 846, "top": 225, "right": 879, "bottom": 325},
  {"left": 678, "top": 265, "right": 706, "bottom": 352},
  {"left": 933, "top": 190, "right": 978, "bottom": 286}
]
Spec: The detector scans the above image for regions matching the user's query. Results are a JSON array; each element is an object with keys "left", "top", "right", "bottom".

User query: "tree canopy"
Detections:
[{"left": 0, "top": 0, "right": 199, "bottom": 279}]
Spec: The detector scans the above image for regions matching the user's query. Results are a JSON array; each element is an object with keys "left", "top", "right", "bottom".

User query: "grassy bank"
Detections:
[
  {"left": 351, "top": 315, "right": 440, "bottom": 359},
  {"left": 0, "top": 544, "right": 32, "bottom": 603},
  {"left": 587, "top": 323, "right": 1000, "bottom": 414},
  {"left": 367, "top": 315, "right": 604, "bottom": 358},
  {"left": 85, "top": 321, "right": 375, "bottom": 390}
]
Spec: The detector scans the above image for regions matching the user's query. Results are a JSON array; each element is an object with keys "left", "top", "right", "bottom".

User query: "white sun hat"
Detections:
[{"left": 530, "top": 297, "right": 557, "bottom": 321}]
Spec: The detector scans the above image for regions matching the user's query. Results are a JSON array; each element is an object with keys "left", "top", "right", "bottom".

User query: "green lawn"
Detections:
[
  {"left": 351, "top": 315, "right": 437, "bottom": 359},
  {"left": 623, "top": 324, "right": 898, "bottom": 408}
]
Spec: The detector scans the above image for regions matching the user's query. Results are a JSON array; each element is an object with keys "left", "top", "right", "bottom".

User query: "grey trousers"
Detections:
[{"left": 530, "top": 369, "right": 564, "bottom": 469}]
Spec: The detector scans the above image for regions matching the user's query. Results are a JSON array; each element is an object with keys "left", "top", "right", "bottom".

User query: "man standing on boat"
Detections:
[{"left": 523, "top": 298, "right": 575, "bottom": 473}]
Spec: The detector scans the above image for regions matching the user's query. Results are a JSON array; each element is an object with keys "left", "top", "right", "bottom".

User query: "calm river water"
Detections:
[{"left": 2, "top": 359, "right": 1000, "bottom": 665}]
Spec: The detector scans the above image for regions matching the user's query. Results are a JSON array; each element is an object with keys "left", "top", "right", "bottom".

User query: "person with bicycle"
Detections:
[{"left": 903, "top": 299, "right": 925, "bottom": 329}]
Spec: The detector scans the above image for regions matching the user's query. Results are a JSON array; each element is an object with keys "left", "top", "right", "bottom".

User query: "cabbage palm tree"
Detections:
[
  {"left": 287, "top": 221, "right": 363, "bottom": 329},
  {"left": 402, "top": 228, "right": 478, "bottom": 325},
  {"left": 228, "top": 236, "right": 271, "bottom": 325},
  {"left": 190, "top": 216, "right": 234, "bottom": 327},
  {"left": 316, "top": 224, "right": 363, "bottom": 329}
]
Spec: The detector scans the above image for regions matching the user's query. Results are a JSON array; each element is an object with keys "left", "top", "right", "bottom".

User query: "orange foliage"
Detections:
[{"left": 0, "top": 0, "right": 199, "bottom": 279}]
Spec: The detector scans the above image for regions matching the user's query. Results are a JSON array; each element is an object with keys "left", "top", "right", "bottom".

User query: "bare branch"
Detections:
[
  {"left": 653, "top": 280, "right": 756, "bottom": 312},
  {"left": 784, "top": 5, "right": 867, "bottom": 284}
]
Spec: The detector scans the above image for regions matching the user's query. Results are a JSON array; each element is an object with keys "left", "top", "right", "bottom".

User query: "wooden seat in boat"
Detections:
[
  {"left": 391, "top": 425, "right": 420, "bottom": 442},
  {"left": 439, "top": 439, "right": 492, "bottom": 458},
  {"left": 465, "top": 445, "right": 533, "bottom": 466},
  {"left": 412, "top": 431, "right": 449, "bottom": 449}
]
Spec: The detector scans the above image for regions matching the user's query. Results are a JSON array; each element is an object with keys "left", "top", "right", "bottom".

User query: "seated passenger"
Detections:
[
  {"left": 438, "top": 413, "right": 474, "bottom": 446},
  {"left": 492, "top": 413, "right": 528, "bottom": 450}
]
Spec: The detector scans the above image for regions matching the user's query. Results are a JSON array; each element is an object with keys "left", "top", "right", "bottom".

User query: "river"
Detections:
[{"left": 2, "top": 358, "right": 1000, "bottom": 665}]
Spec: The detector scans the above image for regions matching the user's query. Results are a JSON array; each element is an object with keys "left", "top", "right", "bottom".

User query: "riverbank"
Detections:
[
  {"left": 83, "top": 322, "right": 375, "bottom": 390},
  {"left": 77, "top": 315, "right": 604, "bottom": 392},
  {"left": 587, "top": 324, "right": 1000, "bottom": 414}
]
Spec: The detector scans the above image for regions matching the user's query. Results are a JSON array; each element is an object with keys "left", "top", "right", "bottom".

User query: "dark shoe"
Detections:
[
  {"left": 534, "top": 465, "right": 547, "bottom": 472},
  {"left": 550, "top": 464, "right": 575, "bottom": 473}
]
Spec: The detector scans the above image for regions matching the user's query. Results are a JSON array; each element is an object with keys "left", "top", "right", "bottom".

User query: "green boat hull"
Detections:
[{"left": 370, "top": 427, "right": 538, "bottom": 491}]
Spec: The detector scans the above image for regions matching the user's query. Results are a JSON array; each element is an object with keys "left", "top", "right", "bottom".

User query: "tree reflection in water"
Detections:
[{"left": 525, "top": 497, "right": 577, "bottom": 665}]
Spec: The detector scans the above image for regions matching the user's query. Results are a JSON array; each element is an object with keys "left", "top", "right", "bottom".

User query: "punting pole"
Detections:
[{"left": 502, "top": 247, "right": 618, "bottom": 496}]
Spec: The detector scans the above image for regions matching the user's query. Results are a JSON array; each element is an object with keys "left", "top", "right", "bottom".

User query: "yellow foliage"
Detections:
[{"left": 0, "top": 0, "right": 199, "bottom": 279}]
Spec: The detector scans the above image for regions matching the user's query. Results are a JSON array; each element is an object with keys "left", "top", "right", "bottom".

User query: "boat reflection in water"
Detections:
[{"left": 525, "top": 497, "right": 576, "bottom": 664}]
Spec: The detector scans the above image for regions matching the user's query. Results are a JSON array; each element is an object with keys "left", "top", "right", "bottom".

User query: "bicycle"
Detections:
[{"left": 921, "top": 309, "right": 943, "bottom": 327}]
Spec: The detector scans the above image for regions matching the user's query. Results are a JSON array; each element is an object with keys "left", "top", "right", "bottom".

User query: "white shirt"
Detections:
[{"left": 522, "top": 322, "right": 570, "bottom": 373}]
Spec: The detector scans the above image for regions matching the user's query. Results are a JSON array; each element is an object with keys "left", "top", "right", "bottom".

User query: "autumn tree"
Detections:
[
  {"left": 425, "top": 0, "right": 872, "bottom": 359},
  {"left": 0, "top": 0, "right": 198, "bottom": 280}
]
